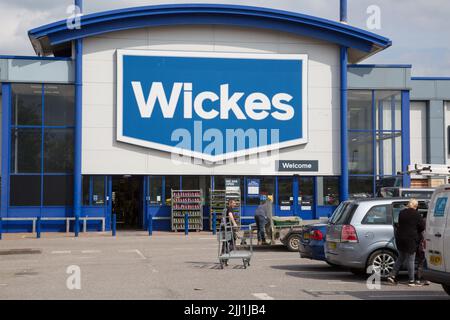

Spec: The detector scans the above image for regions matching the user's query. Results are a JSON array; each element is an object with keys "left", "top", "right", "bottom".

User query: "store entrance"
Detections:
[{"left": 112, "top": 176, "right": 143, "bottom": 230}]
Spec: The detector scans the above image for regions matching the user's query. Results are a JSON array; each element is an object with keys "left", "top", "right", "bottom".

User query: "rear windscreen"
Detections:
[{"left": 330, "top": 202, "right": 357, "bottom": 225}]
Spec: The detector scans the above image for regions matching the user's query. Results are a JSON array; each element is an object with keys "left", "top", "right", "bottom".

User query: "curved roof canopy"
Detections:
[{"left": 28, "top": 3, "right": 391, "bottom": 63}]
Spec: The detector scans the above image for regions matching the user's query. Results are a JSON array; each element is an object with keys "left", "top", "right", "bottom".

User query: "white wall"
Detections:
[
  {"left": 82, "top": 25, "right": 340, "bottom": 175},
  {"left": 446, "top": 101, "right": 450, "bottom": 164},
  {"left": 410, "top": 101, "right": 427, "bottom": 165}
]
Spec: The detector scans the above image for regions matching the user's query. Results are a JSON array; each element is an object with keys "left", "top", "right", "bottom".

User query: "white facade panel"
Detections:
[
  {"left": 82, "top": 25, "right": 340, "bottom": 176},
  {"left": 410, "top": 101, "right": 428, "bottom": 165},
  {"left": 446, "top": 101, "right": 450, "bottom": 164}
]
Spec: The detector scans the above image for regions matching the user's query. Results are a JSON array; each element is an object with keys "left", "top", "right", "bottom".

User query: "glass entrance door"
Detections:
[
  {"left": 276, "top": 177, "right": 294, "bottom": 216},
  {"left": 299, "top": 177, "right": 314, "bottom": 220},
  {"left": 112, "top": 176, "right": 143, "bottom": 230}
]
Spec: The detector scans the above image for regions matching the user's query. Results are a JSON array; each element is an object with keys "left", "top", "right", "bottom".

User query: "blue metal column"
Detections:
[
  {"left": 340, "top": 47, "right": 349, "bottom": 201},
  {"left": 340, "top": 0, "right": 348, "bottom": 23},
  {"left": 1, "top": 83, "right": 11, "bottom": 221},
  {"left": 73, "top": 0, "right": 83, "bottom": 237},
  {"left": 106, "top": 176, "right": 112, "bottom": 231},
  {"left": 293, "top": 175, "right": 299, "bottom": 216},
  {"left": 401, "top": 90, "right": 411, "bottom": 187},
  {"left": 372, "top": 90, "right": 377, "bottom": 196},
  {"left": 313, "top": 177, "right": 318, "bottom": 219}
]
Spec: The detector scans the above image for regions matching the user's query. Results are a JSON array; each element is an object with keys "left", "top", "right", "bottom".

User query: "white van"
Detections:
[{"left": 424, "top": 185, "right": 450, "bottom": 295}]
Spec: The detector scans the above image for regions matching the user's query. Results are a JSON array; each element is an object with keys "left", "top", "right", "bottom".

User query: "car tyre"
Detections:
[
  {"left": 443, "top": 284, "right": 450, "bottom": 296},
  {"left": 367, "top": 250, "right": 397, "bottom": 279},
  {"left": 286, "top": 234, "right": 301, "bottom": 252}
]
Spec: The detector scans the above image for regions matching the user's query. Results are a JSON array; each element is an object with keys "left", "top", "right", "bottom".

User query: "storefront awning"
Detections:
[{"left": 28, "top": 4, "right": 391, "bottom": 63}]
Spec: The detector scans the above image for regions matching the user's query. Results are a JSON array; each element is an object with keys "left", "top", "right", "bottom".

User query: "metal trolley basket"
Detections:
[{"left": 217, "top": 219, "right": 253, "bottom": 269}]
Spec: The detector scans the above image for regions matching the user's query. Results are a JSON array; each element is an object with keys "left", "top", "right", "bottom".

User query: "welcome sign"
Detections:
[{"left": 117, "top": 50, "right": 308, "bottom": 162}]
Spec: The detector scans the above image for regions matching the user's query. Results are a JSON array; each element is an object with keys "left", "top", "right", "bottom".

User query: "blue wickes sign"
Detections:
[{"left": 117, "top": 50, "right": 308, "bottom": 162}]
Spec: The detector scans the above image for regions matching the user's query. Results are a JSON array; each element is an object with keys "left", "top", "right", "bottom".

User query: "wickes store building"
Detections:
[{"left": 1, "top": 3, "right": 450, "bottom": 233}]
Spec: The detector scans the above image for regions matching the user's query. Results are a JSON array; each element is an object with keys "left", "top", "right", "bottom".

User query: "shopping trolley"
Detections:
[{"left": 217, "top": 218, "right": 253, "bottom": 269}]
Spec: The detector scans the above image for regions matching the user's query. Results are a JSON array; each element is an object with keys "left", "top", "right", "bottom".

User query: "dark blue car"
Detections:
[{"left": 299, "top": 223, "right": 328, "bottom": 262}]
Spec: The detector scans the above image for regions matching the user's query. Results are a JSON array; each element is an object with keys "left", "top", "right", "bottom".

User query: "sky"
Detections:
[{"left": 0, "top": 0, "right": 449, "bottom": 76}]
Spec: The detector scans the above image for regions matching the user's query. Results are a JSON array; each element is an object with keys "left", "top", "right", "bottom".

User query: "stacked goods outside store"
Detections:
[
  {"left": 171, "top": 190, "right": 203, "bottom": 231},
  {"left": 209, "top": 189, "right": 242, "bottom": 231}
]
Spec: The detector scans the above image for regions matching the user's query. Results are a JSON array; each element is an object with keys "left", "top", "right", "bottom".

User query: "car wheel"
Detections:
[
  {"left": 367, "top": 250, "right": 397, "bottom": 279},
  {"left": 286, "top": 234, "right": 301, "bottom": 252},
  {"left": 443, "top": 285, "right": 450, "bottom": 296}
]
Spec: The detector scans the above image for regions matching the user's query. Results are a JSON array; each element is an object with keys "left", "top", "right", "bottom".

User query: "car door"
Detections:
[
  {"left": 426, "top": 190, "right": 448, "bottom": 272},
  {"left": 358, "top": 204, "right": 394, "bottom": 251},
  {"left": 445, "top": 201, "right": 450, "bottom": 272}
]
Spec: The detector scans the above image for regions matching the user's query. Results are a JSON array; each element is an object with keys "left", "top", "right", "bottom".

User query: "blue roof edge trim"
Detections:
[
  {"left": 348, "top": 64, "right": 412, "bottom": 68},
  {"left": 411, "top": 77, "right": 450, "bottom": 81},
  {"left": 28, "top": 3, "right": 391, "bottom": 56},
  {"left": 0, "top": 55, "right": 72, "bottom": 61}
]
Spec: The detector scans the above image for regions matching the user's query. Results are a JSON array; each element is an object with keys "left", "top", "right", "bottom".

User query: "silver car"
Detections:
[{"left": 325, "top": 198, "right": 429, "bottom": 278}]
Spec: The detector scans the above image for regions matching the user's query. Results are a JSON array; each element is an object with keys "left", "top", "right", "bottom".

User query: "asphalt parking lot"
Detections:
[{"left": 0, "top": 232, "right": 449, "bottom": 300}]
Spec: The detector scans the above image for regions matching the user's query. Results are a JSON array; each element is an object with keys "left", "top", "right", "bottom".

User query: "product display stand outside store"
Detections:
[
  {"left": 171, "top": 190, "right": 203, "bottom": 232},
  {"left": 209, "top": 189, "right": 241, "bottom": 231}
]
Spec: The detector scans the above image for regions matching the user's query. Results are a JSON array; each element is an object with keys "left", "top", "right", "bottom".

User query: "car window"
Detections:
[
  {"left": 330, "top": 202, "right": 357, "bottom": 225},
  {"left": 362, "top": 205, "right": 391, "bottom": 225},
  {"left": 392, "top": 202, "right": 408, "bottom": 224},
  {"left": 380, "top": 188, "right": 399, "bottom": 198}
]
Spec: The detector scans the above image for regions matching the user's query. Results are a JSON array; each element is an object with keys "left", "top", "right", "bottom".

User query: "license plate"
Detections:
[
  {"left": 303, "top": 233, "right": 310, "bottom": 240},
  {"left": 328, "top": 242, "right": 337, "bottom": 250},
  {"left": 429, "top": 254, "right": 442, "bottom": 266}
]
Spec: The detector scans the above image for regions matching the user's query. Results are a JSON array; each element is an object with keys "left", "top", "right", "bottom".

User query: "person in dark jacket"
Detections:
[
  {"left": 387, "top": 199, "right": 426, "bottom": 286},
  {"left": 254, "top": 196, "right": 271, "bottom": 245}
]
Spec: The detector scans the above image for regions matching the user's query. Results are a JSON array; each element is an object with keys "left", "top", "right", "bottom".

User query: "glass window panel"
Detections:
[
  {"left": 362, "top": 205, "right": 391, "bottom": 225},
  {"left": 278, "top": 178, "right": 293, "bottom": 206},
  {"left": 43, "top": 175, "right": 74, "bottom": 206},
  {"left": 299, "top": 177, "right": 314, "bottom": 208},
  {"left": 182, "top": 176, "right": 200, "bottom": 190},
  {"left": 348, "top": 90, "right": 373, "bottom": 130},
  {"left": 375, "top": 91, "right": 402, "bottom": 131},
  {"left": 82, "top": 176, "right": 90, "bottom": 205},
  {"left": 395, "top": 133, "right": 402, "bottom": 174},
  {"left": 10, "top": 128, "right": 41, "bottom": 174},
  {"left": 214, "top": 176, "right": 225, "bottom": 190},
  {"left": 349, "top": 176, "right": 374, "bottom": 198},
  {"left": 198, "top": 176, "right": 211, "bottom": 205},
  {"left": 212, "top": 176, "right": 244, "bottom": 203},
  {"left": 44, "top": 85, "right": 75, "bottom": 126},
  {"left": 92, "top": 176, "right": 105, "bottom": 206},
  {"left": 149, "top": 176, "right": 162, "bottom": 205},
  {"left": 44, "top": 129, "right": 74, "bottom": 173},
  {"left": 349, "top": 132, "right": 374, "bottom": 174},
  {"left": 10, "top": 175, "right": 41, "bottom": 206},
  {"left": 11, "top": 84, "right": 42, "bottom": 126},
  {"left": 317, "top": 177, "right": 340, "bottom": 206},
  {"left": 165, "top": 176, "right": 180, "bottom": 204},
  {"left": 376, "top": 132, "right": 402, "bottom": 176},
  {"left": 246, "top": 177, "right": 274, "bottom": 205}
]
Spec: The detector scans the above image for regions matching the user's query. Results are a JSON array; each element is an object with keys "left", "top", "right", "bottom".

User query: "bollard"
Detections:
[
  {"left": 184, "top": 212, "right": 189, "bottom": 236},
  {"left": 212, "top": 212, "right": 217, "bottom": 235},
  {"left": 36, "top": 217, "right": 41, "bottom": 239},
  {"left": 0, "top": 217, "right": 2, "bottom": 240},
  {"left": 74, "top": 216, "right": 79, "bottom": 237},
  {"left": 148, "top": 214, "right": 153, "bottom": 236},
  {"left": 112, "top": 213, "right": 117, "bottom": 237}
]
